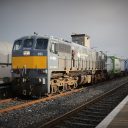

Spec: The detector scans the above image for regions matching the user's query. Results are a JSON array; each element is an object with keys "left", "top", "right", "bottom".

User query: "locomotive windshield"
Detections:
[
  {"left": 13, "top": 40, "right": 22, "bottom": 50},
  {"left": 23, "top": 39, "right": 33, "bottom": 48},
  {"left": 35, "top": 38, "right": 48, "bottom": 50}
]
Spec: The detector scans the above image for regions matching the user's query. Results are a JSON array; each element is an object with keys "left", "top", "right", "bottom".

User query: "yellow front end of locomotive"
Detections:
[{"left": 12, "top": 56, "right": 47, "bottom": 69}]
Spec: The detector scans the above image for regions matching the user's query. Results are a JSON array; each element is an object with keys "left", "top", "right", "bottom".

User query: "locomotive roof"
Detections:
[
  {"left": 15, "top": 35, "right": 49, "bottom": 41},
  {"left": 15, "top": 35, "right": 72, "bottom": 44}
]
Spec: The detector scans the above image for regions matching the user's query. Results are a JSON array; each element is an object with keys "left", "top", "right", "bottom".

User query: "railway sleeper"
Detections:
[
  {"left": 77, "top": 113, "right": 104, "bottom": 120},
  {"left": 61, "top": 120, "right": 95, "bottom": 128},
  {"left": 86, "top": 107, "right": 111, "bottom": 113},
  {"left": 69, "top": 116, "right": 100, "bottom": 125},
  {"left": 94, "top": 101, "right": 117, "bottom": 106},
  {"left": 88, "top": 105, "right": 111, "bottom": 110},
  {"left": 75, "top": 115, "right": 103, "bottom": 122},
  {"left": 81, "top": 110, "right": 108, "bottom": 116},
  {"left": 101, "top": 100, "right": 121, "bottom": 105},
  {"left": 91, "top": 104, "right": 115, "bottom": 110},
  {"left": 105, "top": 97, "right": 125, "bottom": 101}
]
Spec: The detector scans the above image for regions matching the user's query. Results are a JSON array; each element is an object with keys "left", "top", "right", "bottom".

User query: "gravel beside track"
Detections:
[
  {"left": 0, "top": 99, "right": 28, "bottom": 110},
  {"left": 0, "top": 77, "right": 128, "bottom": 128}
]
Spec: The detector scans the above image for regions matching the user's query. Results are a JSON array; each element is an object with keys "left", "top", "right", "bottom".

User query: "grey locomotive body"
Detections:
[{"left": 12, "top": 34, "right": 107, "bottom": 97}]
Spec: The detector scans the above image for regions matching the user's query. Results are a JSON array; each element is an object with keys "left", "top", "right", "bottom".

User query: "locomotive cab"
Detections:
[{"left": 12, "top": 36, "right": 49, "bottom": 97}]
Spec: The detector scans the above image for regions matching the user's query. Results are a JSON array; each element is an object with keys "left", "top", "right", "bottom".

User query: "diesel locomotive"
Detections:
[{"left": 11, "top": 34, "right": 107, "bottom": 97}]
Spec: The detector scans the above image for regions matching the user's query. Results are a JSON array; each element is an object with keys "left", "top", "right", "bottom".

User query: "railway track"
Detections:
[
  {"left": 35, "top": 81, "right": 128, "bottom": 128},
  {"left": 0, "top": 88, "right": 82, "bottom": 113},
  {"left": 0, "top": 77, "right": 127, "bottom": 113},
  {"left": 0, "top": 77, "right": 127, "bottom": 114},
  {"left": 0, "top": 98, "right": 12, "bottom": 104},
  {"left": 0, "top": 98, "right": 29, "bottom": 110}
]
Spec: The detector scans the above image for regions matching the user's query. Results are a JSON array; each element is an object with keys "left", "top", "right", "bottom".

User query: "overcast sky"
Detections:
[{"left": 0, "top": 0, "right": 128, "bottom": 58}]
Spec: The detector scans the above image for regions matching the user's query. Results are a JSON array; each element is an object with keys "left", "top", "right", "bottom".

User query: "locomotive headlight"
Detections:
[
  {"left": 39, "top": 78, "right": 42, "bottom": 83},
  {"left": 23, "top": 78, "right": 26, "bottom": 82},
  {"left": 38, "top": 69, "right": 47, "bottom": 74},
  {"left": 38, "top": 78, "right": 46, "bottom": 84},
  {"left": 23, "top": 51, "right": 30, "bottom": 56},
  {"left": 43, "top": 69, "right": 47, "bottom": 74}
]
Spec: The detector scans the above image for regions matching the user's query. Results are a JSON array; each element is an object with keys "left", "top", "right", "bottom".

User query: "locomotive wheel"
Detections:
[
  {"left": 74, "top": 82, "right": 78, "bottom": 88},
  {"left": 51, "top": 85, "right": 58, "bottom": 94},
  {"left": 67, "top": 85, "right": 72, "bottom": 91},
  {"left": 62, "top": 84, "right": 68, "bottom": 92},
  {"left": 67, "top": 84, "right": 76, "bottom": 90}
]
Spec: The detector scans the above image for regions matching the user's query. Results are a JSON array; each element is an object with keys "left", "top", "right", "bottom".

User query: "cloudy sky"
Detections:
[{"left": 0, "top": 0, "right": 128, "bottom": 58}]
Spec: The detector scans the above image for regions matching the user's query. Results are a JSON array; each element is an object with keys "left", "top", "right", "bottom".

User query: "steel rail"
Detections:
[{"left": 0, "top": 98, "right": 12, "bottom": 104}]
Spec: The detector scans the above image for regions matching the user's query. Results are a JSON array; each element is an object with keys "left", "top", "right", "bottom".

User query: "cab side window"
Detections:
[
  {"left": 50, "top": 43, "right": 58, "bottom": 54},
  {"left": 51, "top": 43, "right": 55, "bottom": 53},
  {"left": 36, "top": 38, "right": 48, "bottom": 50}
]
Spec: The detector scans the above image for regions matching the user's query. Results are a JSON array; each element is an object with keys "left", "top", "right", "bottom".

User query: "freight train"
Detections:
[{"left": 11, "top": 34, "right": 128, "bottom": 97}]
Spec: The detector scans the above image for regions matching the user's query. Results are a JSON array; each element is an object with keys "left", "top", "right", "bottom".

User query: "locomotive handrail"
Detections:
[{"left": 0, "top": 63, "right": 11, "bottom": 65}]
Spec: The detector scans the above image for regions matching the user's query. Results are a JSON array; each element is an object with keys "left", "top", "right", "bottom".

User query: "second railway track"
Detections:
[{"left": 36, "top": 81, "right": 128, "bottom": 128}]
